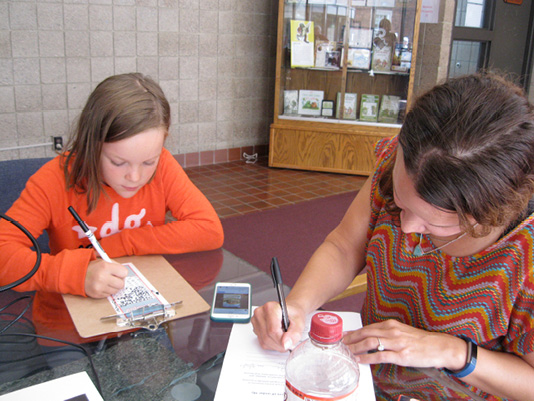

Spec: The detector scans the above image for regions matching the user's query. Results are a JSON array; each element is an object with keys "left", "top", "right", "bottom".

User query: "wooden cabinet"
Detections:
[{"left": 270, "top": 0, "right": 421, "bottom": 175}]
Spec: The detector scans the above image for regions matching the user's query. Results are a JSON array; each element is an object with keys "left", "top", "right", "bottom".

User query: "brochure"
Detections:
[
  {"left": 346, "top": 48, "right": 371, "bottom": 70},
  {"left": 298, "top": 90, "right": 324, "bottom": 116},
  {"left": 360, "top": 94, "right": 380, "bottom": 122},
  {"left": 349, "top": 28, "right": 373, "bottom": 49},
  {"left": 372, "top": 43, "right": 392, "bottom": 71},
  {"left": 315, "top": 41, "right": 338, "bottom": 68},
  {"left": 378, "top": 95, "right": 401, "bottom": 123},
  {"left": 336, "top": 92, "right": 358, "bottom": 120},
  {"left": 290, "top": 20, "right": 315, "bottom": 68},
  {"left": 284, "top": 90, "right": 299, "bottom": 115}
]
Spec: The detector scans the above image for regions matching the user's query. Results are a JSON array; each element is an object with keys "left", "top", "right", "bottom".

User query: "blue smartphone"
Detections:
[{"left": 210, "top": 282, "right": 252, "bottom": 323}]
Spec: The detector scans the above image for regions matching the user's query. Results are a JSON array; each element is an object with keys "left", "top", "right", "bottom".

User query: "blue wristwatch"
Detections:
[{"left": 444, "top": 337, "right": 478, "bottom": 378}]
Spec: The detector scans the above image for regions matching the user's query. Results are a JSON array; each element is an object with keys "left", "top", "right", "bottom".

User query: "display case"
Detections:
[{"left": 269, "top": 0, "right": 421, "bottom": 175}]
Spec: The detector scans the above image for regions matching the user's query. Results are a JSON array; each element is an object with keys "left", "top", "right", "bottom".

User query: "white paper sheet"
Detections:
[
  {"left": 214, "top": 310, "right": 376, "bottom": 400},
  {"left": 0, "top": 372, "right": 103, "bottom": 401}
]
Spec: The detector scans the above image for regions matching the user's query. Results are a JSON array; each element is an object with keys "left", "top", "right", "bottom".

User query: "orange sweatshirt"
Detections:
[{"left": 0, "top": 148, "right": 224, "bottom": 333}]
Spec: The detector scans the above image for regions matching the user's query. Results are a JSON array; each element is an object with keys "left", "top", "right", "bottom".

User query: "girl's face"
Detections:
[
  {"left": 392, "top": 147, "right": 465, "bottom": 240},
  {"left": 100, "top": 127, "right": 166, "bottom": 199}
]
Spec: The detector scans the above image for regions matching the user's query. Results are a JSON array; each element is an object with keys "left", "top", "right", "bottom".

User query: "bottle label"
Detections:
[{"left": 285, "top": 380, "right": 357, "bottom": 401}]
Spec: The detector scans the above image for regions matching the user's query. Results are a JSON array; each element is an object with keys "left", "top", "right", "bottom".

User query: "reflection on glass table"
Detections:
[{"left": 0, "top": 249, "right": 288, "bottom": 401}]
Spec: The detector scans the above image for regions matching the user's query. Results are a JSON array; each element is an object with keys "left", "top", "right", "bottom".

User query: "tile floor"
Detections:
[{"left": 185, "top": 157, "right": 367, "bottom": 218}]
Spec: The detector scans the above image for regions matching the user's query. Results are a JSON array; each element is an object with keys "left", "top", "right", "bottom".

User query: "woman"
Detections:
[{"left": 252, "top": 73, "right": 534, "bottom": 400}]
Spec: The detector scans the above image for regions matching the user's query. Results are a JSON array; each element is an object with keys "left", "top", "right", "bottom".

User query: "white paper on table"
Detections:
[
  {"left": 0, "top": 372, "right": 103, "bottom": 401},
  {"left": 214, "top": 309, "right": 376, "bottom": 400}
]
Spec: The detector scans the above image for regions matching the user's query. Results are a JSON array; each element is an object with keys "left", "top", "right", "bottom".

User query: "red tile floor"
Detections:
[{"left": 185, "top": 157, "right": 367, "bottom": 218}]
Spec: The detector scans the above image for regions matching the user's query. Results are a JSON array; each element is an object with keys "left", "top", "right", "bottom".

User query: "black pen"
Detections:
[
  {"left": 271, "top": 257, "right": 290, "bottom": 332},
  {"left": 68, "top": 206, "right": 113, "bottom": 263}
]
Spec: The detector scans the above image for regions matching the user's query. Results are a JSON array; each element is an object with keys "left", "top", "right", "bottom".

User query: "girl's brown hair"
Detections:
[
  {"left": 380, "top": 73, "right": 534, "bottom": 236},
  {"left": 62, "top": 73, "right": 171, "bottom": 213}
]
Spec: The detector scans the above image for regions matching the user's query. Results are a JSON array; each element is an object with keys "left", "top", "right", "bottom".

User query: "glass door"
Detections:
[
  {"left": 449, "top": 0, "right": 533, "bottom": 89},
  {"left": 448, "top": 0, "right": 490, "bottom": 78}
]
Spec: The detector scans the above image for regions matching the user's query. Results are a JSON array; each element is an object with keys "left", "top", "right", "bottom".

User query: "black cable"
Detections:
[
  {"left": 0, "top": 213, "right": 41, "bottom": 292},
  {"left": 0, "top": 312, "right": 34, "bottom": 334},
  {"left": 0, "top": 296, "right": 32, "bottom": 315},
  {"left": 2, "top": 333, "right": 103, "bottom": 396},
  {"left": 0, "top": 214, "right": 104, "bottom": 398},
  {"left": 0, "top": 295, "right": 33, "bottom": 335}
]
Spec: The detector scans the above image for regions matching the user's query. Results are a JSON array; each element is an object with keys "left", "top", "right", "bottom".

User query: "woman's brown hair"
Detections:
[
  {"left": 380, "top": 73, "right": 534, "bottom": 236},
  {"left": 62, "top": 73, "right": 171, "bottom": 213}
]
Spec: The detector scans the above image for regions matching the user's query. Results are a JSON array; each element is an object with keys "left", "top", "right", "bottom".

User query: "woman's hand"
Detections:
[
  {"left": 85, "top": 259, "right": 128, "bottom": 298},
  {"left": 252, "top": 301, "right": 307, "bottom": 353},
  {"left": 342, "top": 319, "right": 468, "bottom": 371}
]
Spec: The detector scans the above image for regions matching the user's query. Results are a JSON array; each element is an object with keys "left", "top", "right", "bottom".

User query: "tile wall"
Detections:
[{"left": 0, "top": 0, "right": 278, "bottom": 161}]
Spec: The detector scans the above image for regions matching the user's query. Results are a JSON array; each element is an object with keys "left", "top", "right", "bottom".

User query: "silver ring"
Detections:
[{"left": 377, "top": 337, "right": 385, "bottom": 352}]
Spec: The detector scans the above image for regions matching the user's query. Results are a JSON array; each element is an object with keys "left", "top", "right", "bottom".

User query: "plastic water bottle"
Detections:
[{"left": 285, "top": 312, "right": 360, "bottom": 400}]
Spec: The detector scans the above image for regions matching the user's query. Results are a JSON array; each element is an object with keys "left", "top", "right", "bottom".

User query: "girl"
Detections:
[{"left": 0, "top": 73, "right": 224, "bottom": 333}]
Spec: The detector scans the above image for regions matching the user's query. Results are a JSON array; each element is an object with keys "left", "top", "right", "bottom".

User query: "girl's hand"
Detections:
[
  {"left": 252, "top": 301, "right": 307, "bottom": 353},
  {"left": 342, "top": 319, "right": 468, "bottom": 371},
  {"left": 85, "top": 259, "right": 128, "bottom": 298}
]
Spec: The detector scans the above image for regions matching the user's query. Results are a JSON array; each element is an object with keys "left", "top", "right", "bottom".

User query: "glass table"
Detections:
[{"left": 0, "top": 249, "right": 288, "bottom": 400}]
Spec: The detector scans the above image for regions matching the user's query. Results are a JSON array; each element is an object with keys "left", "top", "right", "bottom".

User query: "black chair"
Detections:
[{"left": 0, "top": 157, "right": 52, "bottom": 253}]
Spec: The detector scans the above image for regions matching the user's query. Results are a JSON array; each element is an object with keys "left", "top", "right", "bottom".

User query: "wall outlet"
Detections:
[{"left": 53, "top": 136, "right": 63, "bottom": 151}]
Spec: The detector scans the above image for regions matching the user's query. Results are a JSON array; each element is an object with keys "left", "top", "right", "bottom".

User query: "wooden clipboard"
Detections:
[{"left": 62, "top": 255, "right": 210, "bottom": 338}]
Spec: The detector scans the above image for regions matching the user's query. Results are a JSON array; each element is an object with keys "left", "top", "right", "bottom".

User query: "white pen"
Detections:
[{"left": 68, "top": 206, "right": 113, "bottom": 263}]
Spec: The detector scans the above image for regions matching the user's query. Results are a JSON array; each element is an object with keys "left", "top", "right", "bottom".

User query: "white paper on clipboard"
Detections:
[{"left": 107, "top": 262, "right": 169, "bottom": 316}]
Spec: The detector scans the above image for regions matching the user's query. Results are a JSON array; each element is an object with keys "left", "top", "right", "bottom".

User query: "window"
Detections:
[{"left": 448, "top": 0, "right": 492, "bottom": 78}]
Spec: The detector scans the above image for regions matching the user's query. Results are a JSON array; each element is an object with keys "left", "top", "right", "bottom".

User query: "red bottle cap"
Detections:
[{"left": 309, "top": 312, "right": 343, "bottom": 343}]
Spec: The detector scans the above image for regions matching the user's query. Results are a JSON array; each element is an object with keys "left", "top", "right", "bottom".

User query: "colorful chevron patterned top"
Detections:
[{"left": 361, "top": 136, "right": 534, "bottom": 401}]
